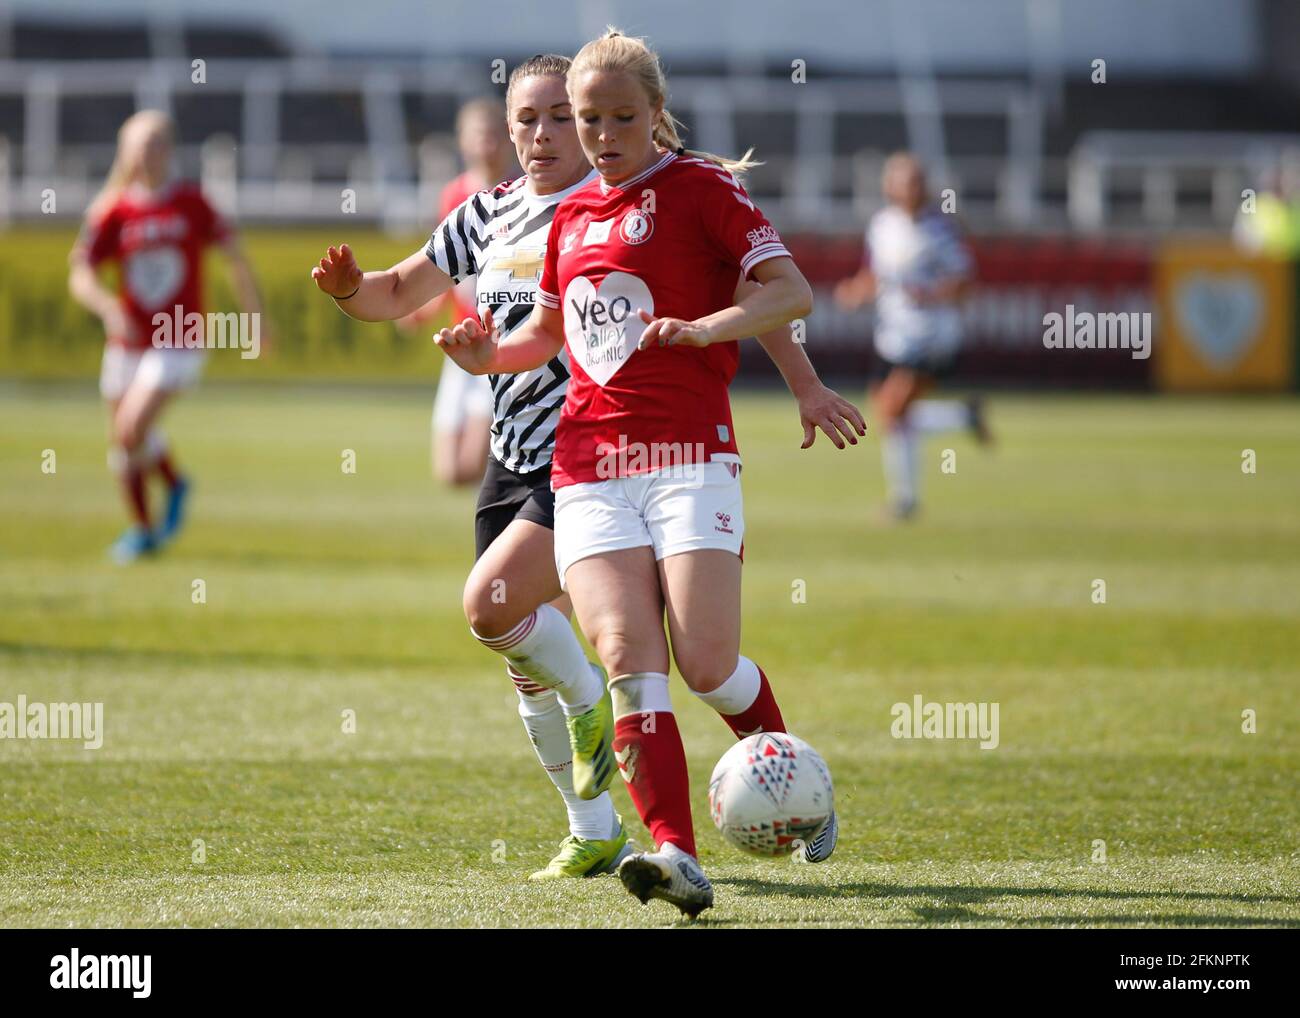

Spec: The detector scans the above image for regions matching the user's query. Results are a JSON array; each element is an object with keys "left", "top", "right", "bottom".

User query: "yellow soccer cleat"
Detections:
[
  {"left": 566, "top": 686, "right": 616, "bottom": 801},
  {"left": 529, "top": 821, "right": 634, "bottom": 881}
]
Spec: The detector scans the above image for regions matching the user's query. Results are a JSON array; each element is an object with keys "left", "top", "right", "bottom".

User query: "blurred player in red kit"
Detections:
[
  {"left": 69, "top": 110, "right": 266, "bottom": 562},
  {"left": 401, "top": 98, "right": 514, "bottom": 485}
]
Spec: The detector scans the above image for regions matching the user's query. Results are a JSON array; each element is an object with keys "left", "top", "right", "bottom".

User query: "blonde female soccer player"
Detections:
[
  {"left": 319, "top": 54, "right": 861, "bottom": 887},
  {"left": 69, "top": 110, "right": 266, "bottom": 562},
  {"left": 436, "top": 29, "right": 859, "bottom": 916}
]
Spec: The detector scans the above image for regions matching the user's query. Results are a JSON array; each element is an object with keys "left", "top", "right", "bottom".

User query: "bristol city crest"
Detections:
[{"left": 619, "top": 209, "right": 654, "bottom": 245}]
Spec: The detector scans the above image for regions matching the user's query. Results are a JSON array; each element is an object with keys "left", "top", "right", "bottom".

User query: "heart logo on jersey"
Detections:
[
  {"left": 1173, "top": 272, "right": 1263, "bottom": 370},
  {"left": 124, "top": 246, "right": 185, "bottom": 310},
  {"left": 564, "top": 272, "right": 652, "bottom": 387}
]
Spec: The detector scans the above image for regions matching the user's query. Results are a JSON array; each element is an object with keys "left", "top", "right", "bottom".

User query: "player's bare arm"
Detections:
[
  {"left": 737, "top": 278, "right": 866, "bottom": 449},
  {"left": 221, "top": 235, "right": 271, "bottom": 346},
  {"left": 833, "top": 266, "right": 877, "bottom": 310},
  {"left": 758, "top": 329, "right": 867, "bottom": 450},
  {"left": 221, "top": 236, "right": 267, "bottom": 318},
  {"left": 68, "top": 248, "right": 132, "bottom": 342},
  {"left": 635, "top": 256, "right": 813, "bottom": 350},
  {"left": 312, "top": 243, "right": 455, "bottom": 322}
]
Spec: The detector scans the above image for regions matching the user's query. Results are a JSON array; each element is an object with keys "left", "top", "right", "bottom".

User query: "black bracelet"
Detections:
[{"left": 334, "top": 284, "right": 361, "bottom": 301}]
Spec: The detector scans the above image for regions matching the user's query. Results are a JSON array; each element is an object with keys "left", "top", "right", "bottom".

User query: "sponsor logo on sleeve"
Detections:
[{"left": 745, "top": 224, "right": 781, "bottom": 249}]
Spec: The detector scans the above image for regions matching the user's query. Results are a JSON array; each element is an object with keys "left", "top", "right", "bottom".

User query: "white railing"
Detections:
[
  {"left": 1067, "top": 130, "right": 1300, "bottom": 233},
  {"left": 0, "top": 57, "right": 1039, "bottom": 232},
  {"left": 0, "top": 57, "right": 1293, "bottom": 235}
]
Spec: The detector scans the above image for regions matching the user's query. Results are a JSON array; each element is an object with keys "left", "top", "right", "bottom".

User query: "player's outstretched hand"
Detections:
[
  {"left": 797, "top": 382, "right": 867, "bottom": 449},
  {"left": 311, "top": 243, "right": 363, "bottom": 298},
  {"left": 434, "top": 306, "right": 497, "bottom": 374},
  {"left": 635, "top": 309, "right": 712, "bottom": 349}
]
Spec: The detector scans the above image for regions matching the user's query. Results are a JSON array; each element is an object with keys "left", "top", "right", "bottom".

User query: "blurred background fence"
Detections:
[{"left": 2, "top": 0, "right": 1298, "bottom": 389}]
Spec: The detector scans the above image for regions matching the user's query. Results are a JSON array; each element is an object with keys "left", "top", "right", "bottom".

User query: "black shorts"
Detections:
[
  {"left": 870, "top": 348, "right": 957, "bottom": 383},
  {"left": 473, "top": 455, "right": 555, "bottom": 560}
]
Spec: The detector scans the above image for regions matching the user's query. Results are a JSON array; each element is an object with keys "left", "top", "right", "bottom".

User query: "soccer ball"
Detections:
[{"left": 707, "top": 732, "right": 834, "bottom": 857}]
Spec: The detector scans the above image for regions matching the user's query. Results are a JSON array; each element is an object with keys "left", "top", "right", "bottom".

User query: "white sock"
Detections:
[
  {"left": 881, "top": 422, "right": 918, "bottom": 508},
  {"left": 908, "top": 399, "right": 970, "bottom": 434},
  {"left": 609, "top": 671, "right": 673, "bottom": 721},
  {"left": 692, "top": 655, "right": 760, "bottom": 715},
  {"left": 514, "top": 681, "right": 618, "bottom": 840},
  {"left": 472, "top": 604, "right": 602, "bottom": 715}
]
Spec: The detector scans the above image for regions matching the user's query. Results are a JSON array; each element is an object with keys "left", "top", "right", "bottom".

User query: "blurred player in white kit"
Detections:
[{"left": 836, "top": 151, "right": 990, "bottom": 519}]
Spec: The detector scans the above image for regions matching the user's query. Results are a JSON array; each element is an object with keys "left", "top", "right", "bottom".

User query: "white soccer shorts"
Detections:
[
  {"left": 553, "top": 461, "right": 745, "bottom": 589},
  {"left": 432, "top": 358, "right": 494, "bottom": 431},
  {"left": 99, "top": 346, "right": 207, "bottom": 401}
]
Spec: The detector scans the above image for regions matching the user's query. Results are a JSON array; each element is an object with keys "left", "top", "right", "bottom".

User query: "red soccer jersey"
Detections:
[
  {"left": 79, "top": 180, "right": 230, "bottom": 350},
  {"left": 538, "top": 151, "right": 791, "bottom": 489},
  {"left": 439, "top": 171, "right": 483, "bottom": 218}
]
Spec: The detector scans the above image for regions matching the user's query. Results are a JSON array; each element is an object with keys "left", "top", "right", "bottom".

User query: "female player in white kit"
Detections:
[
  {"left": 316, "top": 55, "right": 862, "bottom": 886},
  {"left": 835, "top": 152, "right": 989, "bottom": 520},
  {"left": 437, "top": 28, "right": 857, "bottom": 916}
]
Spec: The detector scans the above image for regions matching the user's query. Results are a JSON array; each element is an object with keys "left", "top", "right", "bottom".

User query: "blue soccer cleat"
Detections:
[
  {"left": 109, "top": 525, "right": 157, "bottom": 564},
  {"left": 157, "top": 476, "right": 191, "bottom": 545}
]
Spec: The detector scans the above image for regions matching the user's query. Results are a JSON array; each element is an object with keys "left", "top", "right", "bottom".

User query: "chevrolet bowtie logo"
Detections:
[{"left": 492, "top": 249, "right": 544, "bottom": 279}]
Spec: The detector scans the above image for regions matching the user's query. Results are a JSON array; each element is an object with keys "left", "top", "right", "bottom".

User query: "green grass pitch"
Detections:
[{"left": 1, "top": 381, "right": 1297, "bottom": 927}]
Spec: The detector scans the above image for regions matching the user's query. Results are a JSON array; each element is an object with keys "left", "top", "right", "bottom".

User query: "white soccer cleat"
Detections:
[
  {"left": 617, "top": 843, "right": 714, "bottom": 918},
  {"left": 801, "top": 809, "right": 838, "bottom": 863}
]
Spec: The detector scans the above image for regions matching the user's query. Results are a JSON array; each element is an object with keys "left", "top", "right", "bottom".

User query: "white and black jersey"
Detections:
[
  {"left": 424, "top": 170, "right": 597, "bottom": 474},
  {"left": 867, "top": 204, "right": 973, "bottom": 365}
]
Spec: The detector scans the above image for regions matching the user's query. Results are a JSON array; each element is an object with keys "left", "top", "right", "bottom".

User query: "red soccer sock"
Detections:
[
  {"left": 155, "top": 451, "right": 180, "bottom": 488},
  {"left": 614, "top": 711, "right": 696, "bottom": 858},
  {"left": 719, "top": 665, "right": 786, "bottom": 739},
  {"left": 121, "top": 466, "right": 151, "bottom": 528}
]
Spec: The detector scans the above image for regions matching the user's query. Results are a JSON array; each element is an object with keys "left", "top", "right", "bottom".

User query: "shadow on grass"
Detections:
[{"left": 715, "top": 877, "right": 1300, "bottom": 926}]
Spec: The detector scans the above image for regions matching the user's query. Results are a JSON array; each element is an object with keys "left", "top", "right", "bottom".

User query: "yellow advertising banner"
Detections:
[{"left": 1154, "top": 243, "right": 1294, "bottom": 391}]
